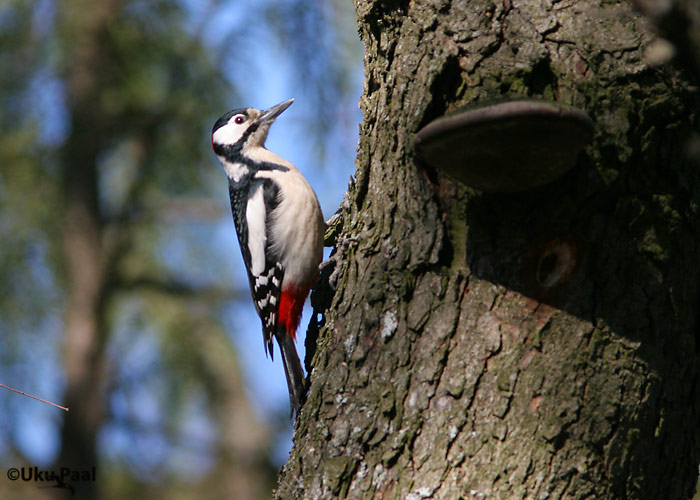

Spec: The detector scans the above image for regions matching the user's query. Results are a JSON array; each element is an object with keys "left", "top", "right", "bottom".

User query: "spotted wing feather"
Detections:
[{"left": 228, "top": 178, "right": 284, "bottom": 358}]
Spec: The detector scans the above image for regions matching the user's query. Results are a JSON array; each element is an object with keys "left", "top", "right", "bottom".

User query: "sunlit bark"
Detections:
[{"left": 276, "top": 1, "right": 700, "bottom": 498}]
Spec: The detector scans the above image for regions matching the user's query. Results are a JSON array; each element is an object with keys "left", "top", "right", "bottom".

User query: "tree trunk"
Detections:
[
  {"left": 53, "top": 2, "right": 123, "bottom": 499},
  {"left": 276, "top": 1, "right": 700, "bottom": 499}
]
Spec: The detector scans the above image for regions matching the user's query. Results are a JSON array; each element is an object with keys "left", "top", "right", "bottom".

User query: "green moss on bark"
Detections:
[{"left": 275, "top": 1, "right": 700, "bottom": 499}]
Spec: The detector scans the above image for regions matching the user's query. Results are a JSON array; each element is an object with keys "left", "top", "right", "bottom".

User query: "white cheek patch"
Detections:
[
  {"left": 246, "top": 184, "right": 267, "bottom": 275},
  {"left": 212, "top": 120, "right": 246, "bottom": 147}
]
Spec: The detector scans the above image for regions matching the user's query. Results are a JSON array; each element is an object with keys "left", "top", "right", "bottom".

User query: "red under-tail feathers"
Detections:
[
  {"left": 278, "top": 284, "right": 312, "bottom": 340},
  {"left": 276, "top": 282, "right": 315, "bottom": 416}
]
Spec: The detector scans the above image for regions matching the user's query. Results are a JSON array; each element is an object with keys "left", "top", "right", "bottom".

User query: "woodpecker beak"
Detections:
[{"left": 258, "top": 98, "right": 294, "bottom": 123}]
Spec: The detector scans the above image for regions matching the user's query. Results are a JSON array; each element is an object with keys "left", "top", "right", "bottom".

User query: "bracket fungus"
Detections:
[{"left": 414, "top": 99, "right": 594, "bottom": 192}]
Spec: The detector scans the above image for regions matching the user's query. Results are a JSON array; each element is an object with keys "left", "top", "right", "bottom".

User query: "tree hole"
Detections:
[{"left": 535, "top": 239, "right": 576, "bottom": 288}]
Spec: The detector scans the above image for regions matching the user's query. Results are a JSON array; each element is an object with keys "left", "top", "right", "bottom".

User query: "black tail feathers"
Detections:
[{"left": 276, "top": 333, "right": 307, "bottom": 417}]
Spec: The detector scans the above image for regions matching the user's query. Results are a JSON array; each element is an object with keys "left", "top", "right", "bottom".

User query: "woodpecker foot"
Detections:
[
  {"left": 320, "top": 233, "right": 358, "bottom": 291},
  {"left": 319, "top": 253, "right": 341, "bottom": 291}
]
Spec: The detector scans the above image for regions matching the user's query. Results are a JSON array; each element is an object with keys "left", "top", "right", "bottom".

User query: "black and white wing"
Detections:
[{"left": 228, "top": 178, "right": 284, "bottom": 358}]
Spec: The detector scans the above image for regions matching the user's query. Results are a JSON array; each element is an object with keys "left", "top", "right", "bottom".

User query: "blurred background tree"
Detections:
[{"left": 0, "top": 0, "right": 361, "bottom": 499}]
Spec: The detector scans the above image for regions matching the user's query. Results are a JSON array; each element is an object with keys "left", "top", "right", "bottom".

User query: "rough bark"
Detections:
[{"left": 276, "top": 1, "right": 700, "bottom": 499}]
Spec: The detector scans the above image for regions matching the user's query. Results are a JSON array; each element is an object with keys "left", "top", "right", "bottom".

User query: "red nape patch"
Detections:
[{"left": 278, "top": 285, "right": 311, "bottom": 340}]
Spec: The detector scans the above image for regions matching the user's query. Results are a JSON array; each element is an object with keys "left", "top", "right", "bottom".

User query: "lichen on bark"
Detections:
[{"left": 275, "top": 1, "right": 700, "bottom": 499}]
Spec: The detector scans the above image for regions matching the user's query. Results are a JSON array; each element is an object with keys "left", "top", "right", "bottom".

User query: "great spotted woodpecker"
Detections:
[{"left": 212, "top": 99, "right": 324, "bottom": 416}]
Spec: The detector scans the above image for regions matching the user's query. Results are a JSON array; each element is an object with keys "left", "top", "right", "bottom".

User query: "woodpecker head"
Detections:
[{"left": 212, "top": 98, "right": 294, "bottom": 157}]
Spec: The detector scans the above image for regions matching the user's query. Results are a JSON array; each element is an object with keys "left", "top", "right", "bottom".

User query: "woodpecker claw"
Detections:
[{"left": 318, "top": 236, "right": 356, "bottom": 292}]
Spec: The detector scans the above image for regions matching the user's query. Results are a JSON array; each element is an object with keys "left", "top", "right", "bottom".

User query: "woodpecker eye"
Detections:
[{"left": 234, "top": 115, "right": 245, "bottom": 125}]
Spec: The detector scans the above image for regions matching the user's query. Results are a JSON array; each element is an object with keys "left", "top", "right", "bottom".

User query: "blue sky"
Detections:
[{"left": 2, "top": 0, "right": 364, "bottom": 473}]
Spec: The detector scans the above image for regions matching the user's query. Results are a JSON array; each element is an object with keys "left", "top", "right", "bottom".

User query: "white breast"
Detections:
[{"left": 253, "top": 150, "right": 325, "bottom": 288}]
